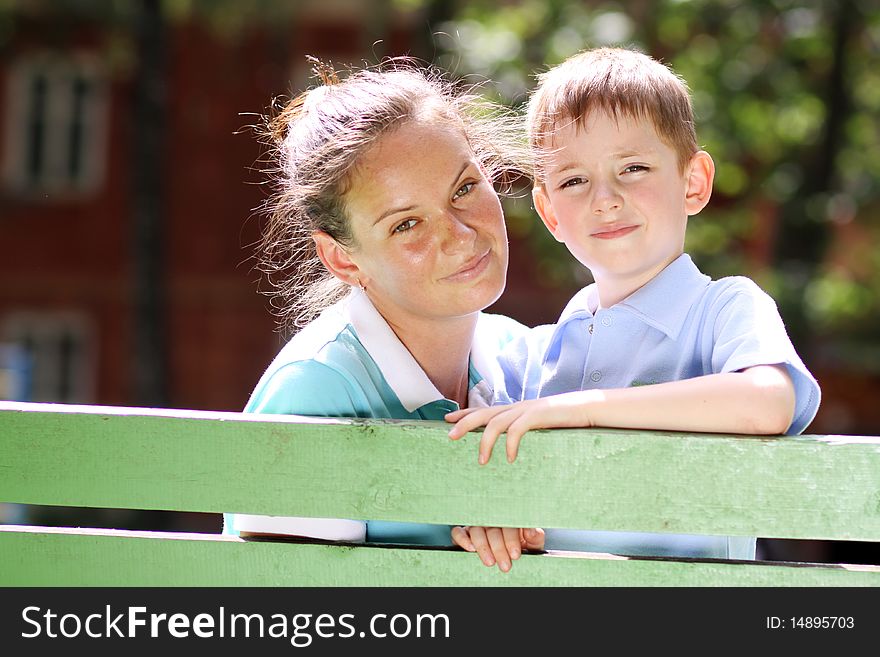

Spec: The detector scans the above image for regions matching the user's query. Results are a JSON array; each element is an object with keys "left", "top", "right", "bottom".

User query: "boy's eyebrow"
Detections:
[
  {"left": 548, "top": 149, "right": 660, "bottom": 175},
  {"left": 549, "top": 162, "right": 580, "bottom": 175},
  {"left": 372, "top": 161, "right": 470, "bottom": 225},
  {"left": 610, "top": 147, "right": 658, "bottom": 159}
]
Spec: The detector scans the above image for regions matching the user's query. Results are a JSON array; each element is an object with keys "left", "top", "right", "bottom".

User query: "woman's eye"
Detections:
[
  {"left": 393, "top": 218, "right": 418, "bottom": 234},
  {"left": 560, "top": 177, "right": 586, "bottom": 189},
  {"left": 453, "top": 181, "right": 476, "bottom": 200}
]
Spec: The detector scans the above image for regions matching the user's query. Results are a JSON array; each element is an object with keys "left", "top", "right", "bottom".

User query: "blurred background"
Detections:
[{"left": 1, "top": 0, "right": 878, "bottom": 565}]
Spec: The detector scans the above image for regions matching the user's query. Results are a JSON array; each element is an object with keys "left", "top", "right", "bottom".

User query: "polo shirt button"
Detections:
[
  {"left": 588, "top": 323, "right": 594, "bottom": 334},
  {"left": 601, "top": 316, "right": 612, "bottom": 327},
  {"left": 590, "top": 370, "right": 602, "bottom": 382}
]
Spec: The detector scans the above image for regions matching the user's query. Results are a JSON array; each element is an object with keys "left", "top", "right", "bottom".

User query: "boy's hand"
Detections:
[
  {"left": 446, "top": 393, "right": 594, "bottom": 463},
  {"left": 451, "top": 526, "right": 545, "bottom": 572}
]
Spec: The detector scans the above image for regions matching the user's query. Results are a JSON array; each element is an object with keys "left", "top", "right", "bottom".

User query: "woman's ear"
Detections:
[
  {"left": 313, "top": 231, "right": 363, "bottom": 287},
  {"left": 533, "top": 185, "right": 564, "bottom": 243},
  {"left": 684, "top": 150, "right": 715, "bottom": 216}
]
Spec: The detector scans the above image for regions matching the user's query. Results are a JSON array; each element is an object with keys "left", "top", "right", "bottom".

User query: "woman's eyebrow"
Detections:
[
  {"left": 447, "top": 161, "right": 470, "bottom": 192},
  {"left": 374, "top": 204, "right": 417, "bottom": 226},
  {"left": 372, "top": 161, "right": 471, "bottom": 226}
]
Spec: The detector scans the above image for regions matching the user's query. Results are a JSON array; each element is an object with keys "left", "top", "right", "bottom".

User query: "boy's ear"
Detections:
[
  {"left": 684, "top": 150, "right": 715, "bottom": 216},
  {"left": 532, "top": 185, "right": 564, "bottom": 243},
  {"left": 313, "top": 231, "right": 364, "bottom": 288}
]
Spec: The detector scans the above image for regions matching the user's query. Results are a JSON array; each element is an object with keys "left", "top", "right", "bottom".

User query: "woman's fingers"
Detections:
[
  {"left": 486, "top": 528, "right": 512, "bottom": 572},
  {"left": 503, "top": 527, "right": 521, "bottom": 561},
  {"left": 466, "top": 526, "right": 496, "bottom": 567},
  {"left": 457, "top": 526, "right": 540, "bottom": 572},
  {"left": 451, "top": 526, "right": 476, "bottom": 552},
  {"left": 521, "top": 527, "right": 546, "bottom": 551}
]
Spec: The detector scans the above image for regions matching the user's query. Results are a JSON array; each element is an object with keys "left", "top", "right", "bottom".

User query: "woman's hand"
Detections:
[{"left": 451, "top": 526, "right": 545, "bottom": 572}]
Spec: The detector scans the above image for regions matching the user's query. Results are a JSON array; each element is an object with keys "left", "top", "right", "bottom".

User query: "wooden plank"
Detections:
[
  {"left": 1, "top": 402, "right": 880, "bottom": 541},
  {"left": 1, "top": 526, "right": 878, "bottom": 586}
]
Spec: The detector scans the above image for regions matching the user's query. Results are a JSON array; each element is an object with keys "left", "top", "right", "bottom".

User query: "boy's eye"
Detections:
[
  {"left": 453, "top": 181, "right": 476, "bottom": 200},
  {"left": 623, "top": 164, "right": 649, "bottom": 174},
  {"left": 392, "top": 218, "right": 418, "bottom": 234},
  {"left": 559, "top": 177, "right": 586, "bottom": 189}
]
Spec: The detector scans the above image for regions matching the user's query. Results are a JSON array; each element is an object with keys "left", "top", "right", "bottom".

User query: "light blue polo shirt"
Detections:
[
  {"left": 495, "top": 253, "right": 821, "bottom": 560},
  {"left": 225, "top": 288, "right": 526, "bottom": 545}
]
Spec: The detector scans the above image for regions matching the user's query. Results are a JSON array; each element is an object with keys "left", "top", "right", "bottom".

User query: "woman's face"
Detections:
[{"left": 342, "top": 118, "right": 508, "bottom": 327}]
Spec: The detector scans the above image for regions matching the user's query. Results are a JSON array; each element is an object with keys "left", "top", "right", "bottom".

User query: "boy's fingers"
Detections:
[
  {"left": 451, "top": 526, "right": 475, "bottom": 552},
  {"left": 447, "top": 409, "right": 492, "bottom": 440},
  {"left": 444, "top": 407, "right": 479, "bottom": 423},
  {"left": 505, "top": 420, "right": 529, "bottom": 462},
  {"left": 448, "top": 406, "right": 512, "bottom": 440},
  {"left": 506, "top": 411, "right": 542, "bottom": 462},
  {"left": 478, "top": 424, "right": 503, "bottom": 465}
]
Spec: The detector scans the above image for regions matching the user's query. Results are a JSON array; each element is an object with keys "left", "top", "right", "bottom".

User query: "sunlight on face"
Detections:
[{"left": 343, "top": 119, "right": 508, "bottom": 327}]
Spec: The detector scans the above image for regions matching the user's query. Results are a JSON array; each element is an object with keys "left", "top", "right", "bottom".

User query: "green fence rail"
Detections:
[{"left": 1, "top": 401, "right": 879, "bottom": 586}]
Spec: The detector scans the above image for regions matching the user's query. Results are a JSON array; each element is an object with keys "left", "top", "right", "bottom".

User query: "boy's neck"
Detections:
[{"left": 593, "top": 254, "right": 683, "bottom": 308}]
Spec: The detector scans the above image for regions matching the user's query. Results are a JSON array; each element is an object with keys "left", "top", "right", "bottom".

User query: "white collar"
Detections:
[{"left": 349, "top": 289, "right": 493, "bottom": 412}]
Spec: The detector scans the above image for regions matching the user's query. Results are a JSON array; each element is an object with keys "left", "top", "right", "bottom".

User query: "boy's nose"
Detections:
[{"left": 592, "top": 184, "right": 623, "bottom": 215}]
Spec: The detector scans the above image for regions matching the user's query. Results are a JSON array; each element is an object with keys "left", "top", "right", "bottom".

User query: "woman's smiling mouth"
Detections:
[{"left": 443, "top": 250, "right": 491, "bottom": 282}]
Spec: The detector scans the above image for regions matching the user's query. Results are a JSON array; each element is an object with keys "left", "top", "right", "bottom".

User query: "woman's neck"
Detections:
[{"left": 383, "top": 311, "right": 477, "bottom": 409}]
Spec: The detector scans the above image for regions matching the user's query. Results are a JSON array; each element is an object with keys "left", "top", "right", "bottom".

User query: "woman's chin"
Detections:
[{"left": 450, "top": 275, "right": 506, "bottom": 315}]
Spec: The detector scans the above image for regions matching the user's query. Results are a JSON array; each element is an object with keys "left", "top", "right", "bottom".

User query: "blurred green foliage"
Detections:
[{"left": 431, "top": 0, "right": 880, "bottom": 364}]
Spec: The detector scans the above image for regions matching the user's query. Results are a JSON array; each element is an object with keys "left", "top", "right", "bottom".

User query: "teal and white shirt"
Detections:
[{"left": 224, "top": 288, "right": 526, "bottom": 544}]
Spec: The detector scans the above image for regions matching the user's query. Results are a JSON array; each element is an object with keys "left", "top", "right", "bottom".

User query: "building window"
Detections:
[
  {"left": 0, "top": 312, "right": 95, "bottom": 403},
  {"left": 2, "top": 54, "right": 108, "bottom": 197}
]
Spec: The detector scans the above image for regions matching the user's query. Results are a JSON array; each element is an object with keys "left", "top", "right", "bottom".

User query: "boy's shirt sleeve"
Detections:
[
  {"left": 710, "top": 278, "right": 821, "bottom": 435},
  {"left": 225, "top": 360, "right": 368, "bottom": 542}
]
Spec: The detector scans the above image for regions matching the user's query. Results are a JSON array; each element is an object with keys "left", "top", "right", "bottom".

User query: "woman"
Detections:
[{"left": 224, "top": 60, "right": 542, "bottom": 572}]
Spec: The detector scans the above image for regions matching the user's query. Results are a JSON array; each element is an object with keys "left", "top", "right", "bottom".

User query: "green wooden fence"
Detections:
[{"left": 1, "top": 401, "right": 879, "bottom": 585}]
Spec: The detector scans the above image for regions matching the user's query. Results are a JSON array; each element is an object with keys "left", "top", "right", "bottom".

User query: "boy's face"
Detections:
[{"left": 532, "top": 110, "right": 714, "bottom": 304}]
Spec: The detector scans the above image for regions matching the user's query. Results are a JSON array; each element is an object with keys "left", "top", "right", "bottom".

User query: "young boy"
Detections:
[{"left": 446, "top": 47, "right": 821, "bottom": 566}]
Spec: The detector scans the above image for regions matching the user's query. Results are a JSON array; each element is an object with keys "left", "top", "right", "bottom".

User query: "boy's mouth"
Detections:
[{"left": 591, "top": 224, "right": 639, "bottom": 240}]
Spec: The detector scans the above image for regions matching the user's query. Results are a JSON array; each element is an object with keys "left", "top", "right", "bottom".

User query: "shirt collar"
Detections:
[
  {"left": 348, "top": 289, "right": 493, "bottom": 413},
  {"left": 554, "top": 253, "right": 711, "bottom": 341}
]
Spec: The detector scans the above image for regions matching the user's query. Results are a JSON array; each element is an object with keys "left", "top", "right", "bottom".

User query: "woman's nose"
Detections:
[{"left": 440, "top": 211, "right": 477, "bottom": 253}]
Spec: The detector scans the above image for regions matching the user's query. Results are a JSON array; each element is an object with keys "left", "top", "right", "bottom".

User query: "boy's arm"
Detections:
[{"left": 446, "top": 364, "right": 795, "bottom": 464}]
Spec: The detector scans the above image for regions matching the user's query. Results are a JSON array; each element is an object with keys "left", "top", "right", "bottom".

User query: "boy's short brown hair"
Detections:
[{"left": 527, "top": 47, "right": 698, "bottom": 180}]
